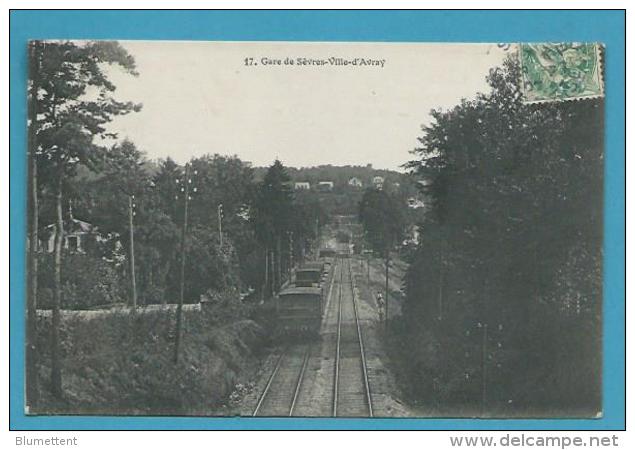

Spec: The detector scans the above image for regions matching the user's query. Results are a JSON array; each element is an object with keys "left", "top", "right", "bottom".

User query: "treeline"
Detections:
[
  {"left": 262, "top": 165, "right": 420, "bottom": 218},
  {"left": 400, "top": 58, "right": 603, "bottom": 415},
  {"left": 254, "top": 164, "right": 411, "bottom": 189},
  {"left": 35, "top": 142, "right": 323, "bottom": 311}
]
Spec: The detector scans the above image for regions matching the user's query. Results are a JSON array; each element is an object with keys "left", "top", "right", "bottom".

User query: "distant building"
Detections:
[
  {"left": 317, "top": 181, "right": 334, "bottom": 191},
  {"left": 294, "top": 181, "right": 311, "bottom": 190},
  {"left": 372, "top": 176, "right": 385, "bottom": 189},
  {"left": 348, "top": 177, "right": 363, "bottom": 188},
  {"left": 407, "top": 197, "right": 425, "bottom": 209},
  {"left": 40, "top": 216, "right": 100, "bottom": 254}
]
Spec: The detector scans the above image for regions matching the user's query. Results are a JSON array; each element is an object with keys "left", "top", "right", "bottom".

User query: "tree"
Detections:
[
  {"left": 402, "top": 57, "right": 603, "bottom": 413},
  {"left": 152, "top": 157, "right": 182, "bottom": 222},
  {"left": 293, "top": 192, "right": 329, "bottom": 264},
  {"left": 358, "top": 187, "right": 405, "bottom": 322},
  {"left": 28, "top": 40, "right": 141, "bottom": 397},
  {"left": 97, "top": 140, "right": 149, "bottom": 307},
  {"left": 251, "top": 160, "right": 295, "bottom": 295},
  {"left": 26, "top": 42, "right": 41, "bottom": 406}
]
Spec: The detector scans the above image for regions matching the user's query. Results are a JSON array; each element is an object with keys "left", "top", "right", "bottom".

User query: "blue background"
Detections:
[{"left": 9, "top": 10, "right": 625, "bottom": 430}]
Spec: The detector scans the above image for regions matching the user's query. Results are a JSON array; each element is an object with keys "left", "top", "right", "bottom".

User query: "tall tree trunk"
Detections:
[
  {"left": 161, "top": 262, "right": 168, "bottom": 305},
  {"left": 146, "top": 266, "right": 153, "bottom": 307},
  {"left": 26, "top": 129, "right": 39, "bottom": 407},
  {"left": 51, "top": 177, "right": 63, "bottom": 398},
  {"left": 26, "top": 44, "right": 40, "bottom": 407}
]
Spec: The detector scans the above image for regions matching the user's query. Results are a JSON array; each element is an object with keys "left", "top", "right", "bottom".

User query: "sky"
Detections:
[{"left": 104, "top": 41, "right": 508, "bottom": 171}]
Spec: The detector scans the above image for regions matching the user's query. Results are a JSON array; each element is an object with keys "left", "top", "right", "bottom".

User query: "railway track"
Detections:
[
  {"left": 252, "top": 344, "right": 311, "bottom": 417},
  {"left": 333, "top": 257, "right": 373, "bottom": 417},
  {"left": 253, "top": 256, "right": 372, "bottom": 417}
]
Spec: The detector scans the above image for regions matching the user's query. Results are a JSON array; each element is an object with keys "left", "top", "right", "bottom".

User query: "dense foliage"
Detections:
[
  {"left": 358, "top": 188, "right": 406, "bottom": 258},
  {"left": 37, "top": 253, "right": 125, "bottom": 310},
  {"left": 400, "top": 58, "right": 603, "bottom": 415}
]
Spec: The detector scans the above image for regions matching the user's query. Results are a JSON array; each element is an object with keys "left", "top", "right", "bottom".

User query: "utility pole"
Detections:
[
  {"left": 315, "top": 217, "right": 320, "bottom": 260},
  {"left": 217, "top": 203, "right": 223, "bottom": 248},
  {"left": 438, "top": 262, "right": 444, "bottom": 321},
  {"left": 481, "top": 323, "right": 488, "bottom": 416},
  {"left": 384, "top": 253, "right": 390, "bottom": 328},
  {"left": 276, "top": 236, "right": 282, "bottom": 291},
  {"left": 263, "top": 246, "right": 269, "bottom": 301},
  {"left": 271, "top": 250, "right": 277, "bottom": 295},
  {"left": 289, "top": 231, "right": 294, "bottom": 275},
  {"left": 174, "top": 164, "right": 196, "bottom": 364},
  {"left": 128, "top": 195, "right": 137, "bottom": 309}
]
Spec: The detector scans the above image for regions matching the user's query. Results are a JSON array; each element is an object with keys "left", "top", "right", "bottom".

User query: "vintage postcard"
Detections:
[{"left": 24, "top": 41, "right": 604, "bottom": 418}]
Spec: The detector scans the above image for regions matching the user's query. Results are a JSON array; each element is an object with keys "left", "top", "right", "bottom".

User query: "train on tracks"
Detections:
[
  {"left": 255, "top": 256, "right": 373, "bottom": 417},
  {"left": 275, "top": 246, "right": 344, "bottom": 338}
]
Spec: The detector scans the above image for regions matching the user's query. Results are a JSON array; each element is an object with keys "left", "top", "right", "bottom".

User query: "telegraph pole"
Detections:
[
  {"left": 174, "top": 164, "right": 194, "bottom": 364},
  {"left": 289, "top": 231, "right": 294, "bottom": 275},
  {"left": 263, "top": 246, "right": 269, "bottom": 301},
  {"left": 438, "top": 243, "right": 445, "bottom": 321},
  {"left": 217, "top": 203, "right": 223, "bottom": 248},
  {"left": 315, "top": 217, "right": 320, "bottom": 260},
  {"left": 128, "top": 195, "right": 137, "bottom": 309},
  {"left": 481, "top": 323, "right": 488, "bottom": 416},
  {"left": 384, "top": 253, "right": 389, "bottom": 328}
]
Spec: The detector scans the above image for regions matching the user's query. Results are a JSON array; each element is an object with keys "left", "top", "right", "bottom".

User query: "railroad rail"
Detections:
[
  {"left": 252, "top": 256, "right": 373, "bottom": 417},
  {"left": 252, "top": 345, "right": 311, "bottom": 417},
  {"left": 332, "top": 257, "right": 373, "bottom": 417}
]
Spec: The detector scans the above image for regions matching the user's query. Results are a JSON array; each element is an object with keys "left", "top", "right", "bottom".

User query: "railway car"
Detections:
[
  {"left": 319, "top": 248, "right": 337, "bottom": 258},
  {"left": 294, "top": 267, "right": 322, "bottom": 287},
  {"left": 276, "top": 286, "right": 323, "bottom": 337},
  {"left": 294, "top": 260, "right": 327, "bottom": 286},
  {"left": 302, "top": 261, "right": 325, "bottom": 272}
]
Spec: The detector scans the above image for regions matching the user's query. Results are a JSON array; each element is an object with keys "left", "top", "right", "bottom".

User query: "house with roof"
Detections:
[
  {"left": 317, "top": 181, "right": 334, "bottom": 192},
  {"left": 37, "top": 205, "right": 105, "bottom": 254},
  {"left": 348, "top": 177, "right": 363, "bottom": 188},
  {"left": 294, "top": 181, "right": 311, "bottom": 190}
]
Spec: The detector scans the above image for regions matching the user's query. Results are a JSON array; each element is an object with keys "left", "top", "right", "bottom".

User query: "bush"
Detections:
[{"left": 37, "top": 253, "right": 125, "bottom": 310}]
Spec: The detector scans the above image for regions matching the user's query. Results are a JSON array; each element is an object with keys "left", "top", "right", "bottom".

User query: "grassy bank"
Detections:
[{"left": 31, "top": 306, "right": 266, "bottom": 416}]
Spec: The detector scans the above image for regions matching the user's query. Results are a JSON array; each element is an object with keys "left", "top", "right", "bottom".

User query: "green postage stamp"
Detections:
[{"left": 519, "top": 43, "right": 604, "bottom": 103}]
